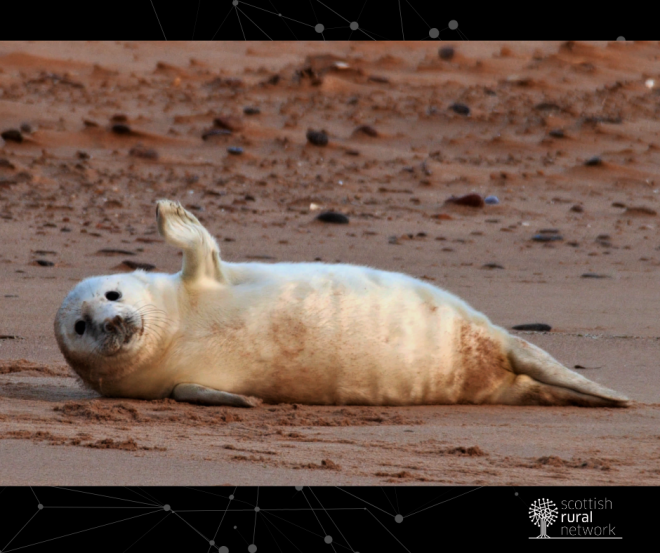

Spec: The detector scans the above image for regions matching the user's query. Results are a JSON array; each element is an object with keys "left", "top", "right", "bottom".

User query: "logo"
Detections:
[{"left": 529, "top": 498, "right": 558, "bottom": 538}]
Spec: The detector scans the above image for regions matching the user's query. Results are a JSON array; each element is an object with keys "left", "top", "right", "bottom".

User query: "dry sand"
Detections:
[{"left": 1, "top": 40, "right": 660, "bottom": 485}]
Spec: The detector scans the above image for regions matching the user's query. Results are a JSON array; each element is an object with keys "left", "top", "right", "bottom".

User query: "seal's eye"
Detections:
[
  {"left": 105, "top": 291, "right": 121, "bottom": 301},
  {"left": 74, "top": 321, "right": 86, "bottom": 335}
]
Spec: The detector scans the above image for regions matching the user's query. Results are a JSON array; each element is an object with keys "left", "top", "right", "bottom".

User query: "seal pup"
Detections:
[{"left": 54, "top": 200, "right": 630, "bottom": 408}]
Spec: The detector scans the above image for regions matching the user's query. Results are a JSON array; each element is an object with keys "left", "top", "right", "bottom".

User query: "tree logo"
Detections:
[{"left": 529, "top": 498, "right": 558, "bottom": 538}]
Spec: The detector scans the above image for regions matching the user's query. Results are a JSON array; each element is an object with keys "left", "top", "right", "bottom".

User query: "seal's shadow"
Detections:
[{"left": 0, "top": 377, "right": 100, "bottom": 402}]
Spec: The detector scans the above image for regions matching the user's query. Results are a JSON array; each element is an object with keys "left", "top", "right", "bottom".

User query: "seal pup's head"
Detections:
[{"left": 54, "top": 271, "right": 169, "bottom": 393}]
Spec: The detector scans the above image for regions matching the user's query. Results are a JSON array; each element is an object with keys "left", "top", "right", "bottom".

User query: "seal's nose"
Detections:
[{"left": 104, "top": 315, "right": 124, "bottom": 333}]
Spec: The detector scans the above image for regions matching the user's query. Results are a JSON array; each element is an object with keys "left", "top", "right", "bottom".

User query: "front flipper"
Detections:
[{"left": 171, "top": 383, "right": 262, "bottom": 408}]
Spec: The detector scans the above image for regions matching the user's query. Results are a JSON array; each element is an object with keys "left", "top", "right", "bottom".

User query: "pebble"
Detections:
[
  {"left": 482, "top": 263, "right": 504, "bottom": 269},
  {"left": 227, "top": 146, "right": 244, "bottom": 155},
  {"left": 512, "top": 323, "right": 552, "bottom": 332},
  {"left": 121, "top": 260, "right": 156, "bottom": 271},
  {"left": 111, "top": 124, "right": 132, "bottom": 135},
  {"left": 532, "top": 234, "right": 563, "bottom": 242},
  {"left": 548, "top": 129, "right": 565, "bottom": 138},
  {"left": 306, "top": 129, "right": 329, "bottom": 146},
  {"left": 581, "top": 273, "right": 610, "bottom": 279},
  {"left": 611, "top": 202, "right": 626, "bottom": 208},
  {"left": 445, "top": 193, "right": 484, "bottom": 208},
  {"left": 537, "top": 228, "right": 560, "bottom": 234},
  {"left": 1, "top": 129, "right": 23, "bottom": 143},
  {"left": 367, "top": 75, "right": 390, "bottom": 84},
  {"left": 484, "top": 195, "right": 499, "bottom": 205},
  {"left": 316, "top": 211, "right": 349, "bottom": 224},
  {"left": 97, "top": 248, "right": 136, "bottom": 256},
  {"left": 353, "top": 125, "right": 378, "bottom": 137},
  {"left": 625, "top": 206, "right": 657, "bottom": 216},
  {"left": 243, "top": 106, "right": 261, "bottom": 115},
  {"left": 214, "top": 116, "right": 243, "bottom": 132},
  {"left": 345, "top": 149, "right": 360, "bottom": 156},
  {"left": 570, "top": 204, "right": 584, "bottom": 213},
  {"left": 438, "top": 46, "right": 455, "bottom": 60},
  {"left": 584, "top": 156, "right": 603, "bottom": 166},
  {"left": 450, "top": 103, "right": 470, "bottom": 116},
  {"left": 20, "top": 123, "right": 32, "bottom": 134},
  {"left": 202, "top": 129, "right": 232, "bottom": 140},
  {"left": 129, "top": 145, "right": 158, "bottom": 159},
  {"left": 36, "top": 260, "right": 54, "bottom": 267}
]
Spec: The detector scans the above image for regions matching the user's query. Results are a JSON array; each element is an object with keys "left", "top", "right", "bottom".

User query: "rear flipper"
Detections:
[
  {"left": 498, "top": 335, "right": 630, "bottom": 407},
  {"left": 172, "top": 383, "right": 262, "bottom": 407}
]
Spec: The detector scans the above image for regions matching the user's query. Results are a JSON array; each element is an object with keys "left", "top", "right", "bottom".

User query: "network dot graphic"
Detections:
[
  {"left": 232, "top": 0, "right": 238, "bottom": 5},
  {"left": 429, "top": 28, "right": 439, "bottom": 38},
  {"left": 248, "top": 544, "right": 257, "bottom": 553},
  {"left": 163, "top": 504, "right": 171, "bottom": 511},
  {"left": 295, "top": 486, "right": 303, "bottom": 491},
  {"left": 325, "top": 535, "right": 333, "bottom": 543},
  {"left": 209, "top": 540, "right": 215, "bottom": 545},
  {"left": 350, "top": 21, "right": 359, "bottom": 31},
  {"left": 315, "top": 23, "right": 324, "bottom": 33},
  {"left": 395, "top": 514, "right": 404, "bottom": 523},
  {"left": 229, "top": 494, "right": 234, "bottom": 500},
  {"left": 254, "top": 506, "right": 260, "bottom": 512},
  {"left": 448, "top": 19, "right": 458, "bottom": 30},
  {"left": 37, "top": 504, "right": 44, "bottom": 510},
  {"left": 219, "top": 547, "right": 229, "bottom": 553},
  {"left": 617, "top": 36, "right": 625, "bottom": 41}
]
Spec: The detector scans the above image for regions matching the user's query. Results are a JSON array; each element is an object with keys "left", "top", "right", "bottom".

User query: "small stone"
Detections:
[
  {"left": 227, "top": 146, "right": 244, "bottom": 155},
  {"left": 584, "top": 156, "right": 603, "bottom": 166},
  {"left": 111, "top": 124, "right": 132, "bottom": 135},
  {"left": 532, "top": 234, "right": 563, "bottom": 242},
  {"left": 438, "top": 46, "right": 455, "bottom": 60},
  {"left": 484, "top": 195, "right": 499, "bottom": 205},
  {"left": 548, "top": 129, "right": 565, "bottom": 138},
  {"left": 111, "top": 114, "right": 128, "bottom": 123},
  {"left": 450, "top": 103, "right": 470, "bottom": 116},
  {"left": 482, "top": 263, "right": 504, "bottom": 269},
  {"left": 367, "top": 75, "right": 390, "bottom": 84},
  {"left": 445, "top": 193, "right": 484, "bottom": 208},
  {"left": 625, "top": 206, "right": 657, "bottom": 216},
  {"left": 202, "top": 129, "right": 231, "bottom": 140},
  {"left": 121, "top": 260, "right": 156, "bottom": 271},
  {"left": 512, "top": 323, "right": 552, "bottom": 332},
  {"left": 316, "top": 211, "right": 349, "bottom": 224},
  {"left": 77, "top": 151, "right": 90, "bottom": 160},
  {"left": 353, "top": 125, "right": 378, "bottom": 137},
  {"left": 537, "top": 228, "right": 560, "bottom": 234},
  {"left": 20, "top": 123, "right": 32, "bottom": 134},
  {"left": 1, "top": 129, "right": 23, "bottom": 143},
  {"left": 243, "top": 106, "right": 261, "bottom": 115},
  {"left": 306, "top": 129, "right": 328, "bottom": 146},
  {"left": 345, "top": 149, "right": 360, "bottom": 156},
  {"left": 129, "top": 145, "right": 158, "bottom": 159},
  {"left": 581, "top": 273, "right": 610, "bottom": 279},
  {"left": 213, "top": 116, "right": 243, "bottom": 132},
  {"left": 570, "top": 204, "right": 584, "bottom": 213},
  {"left": 36, "top": 259, "right": 54, "bottom": 267}
]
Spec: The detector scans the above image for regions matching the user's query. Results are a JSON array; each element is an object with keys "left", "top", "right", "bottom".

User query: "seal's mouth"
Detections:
[{"left": 97, "top": 314, "right": 143, "bottom": 355}]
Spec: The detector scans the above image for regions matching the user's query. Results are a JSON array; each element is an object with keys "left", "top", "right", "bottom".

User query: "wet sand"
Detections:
[{"left": 1, "top": 41, "right": 660, "bottom": 485}]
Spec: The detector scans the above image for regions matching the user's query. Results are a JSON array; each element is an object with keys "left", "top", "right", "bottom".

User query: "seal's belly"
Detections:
[{"left": 191, "top": 266, "right": 489, "bottom": 405}]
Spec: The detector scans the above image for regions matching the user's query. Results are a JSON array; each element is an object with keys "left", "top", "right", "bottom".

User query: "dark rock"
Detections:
[
  {"left": 548, "top": 129, "right": 565, "bottom": 138},
  {"left": 570, "top": 204, "right": 584, "bottom": 213},
  {"left": 202, "top": 129, "right": 232, "bottom": 140},
  {"left": 532, "top": 234, "right": 563, "bottom": 242},
  {"left": 227, "top": 146, "right": 244, "bottom": 155},
  {"left": 111, "top": 124, "right": 132, "bottom": 135},
  {"left": 97, "top": 248, "right": 136, "bottom": 256},
  {"left": 316, "top": 211, "right": 349, "bottom": 224},
  {"left": 482, "top": 263, "right": 504, "bottom": 269},
  {"left": 445, "top": 193, "right": 484, "bottom": 208},
  {"left": 129, "top": 145, "right": 158, "bottom": 159},
  {"left": 450, "top": 103, "right": 470, "bottom": 116},
  {"left": 353, "top": 125, "right": 378, "bottom": 137},
  {"left": 1, "top": 129, "right": 23, "bottom": 143},
  {"left": 20, "top": 123, "right": 32, "bottom": 134},
  {"left": 306, "top": 129, "right": 328, "bottom": 146},
  {"left": 121, "top": 260, "right": 156, "bottom": 271},
  {"left": 581, "top": 273, "right": 610, "bottom": 279},
  {"left": 213, "top": 116, "right": 243, "bottom": 132},
  {"left": 36, "top": 260, "right": 54, "bottom": 267},
  {"left": 243, "top": 106, "right": 261, "bottom": 115},
  {"left": 584, "top": 156, "right": 603, "bottom": 166},
  {"left": 512, "top": 323, "right": 552, "bottom": 332},
  {"left": 438, "top": 46, "right": 455, "bottom": 60}
]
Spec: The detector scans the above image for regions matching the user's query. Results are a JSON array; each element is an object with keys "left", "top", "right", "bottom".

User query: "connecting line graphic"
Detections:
[
  {"left": 236, "top": 5, "right": 273, "bottom": 39},
  {"left": 300, "top": 489, "right": 336, "bottom": 553},
  {"left": 149, "top": 0, "right": 167, "bottom": 40},
  {"left": 3, "top": 510, "right": 162, "bottom": 553},
  {"left": 405, "top": 487, "right": 483, "bottom": 518},
  {"left": 307, "top": 487, "right": 355, "bottom": 552},
  {"left": 122, "top": 512, "right": 171, "bottom": 553}
]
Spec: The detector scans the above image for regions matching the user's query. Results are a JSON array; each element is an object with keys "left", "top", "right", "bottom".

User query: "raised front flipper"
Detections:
[{"left": 171, "top": 383, "right": 262, "bottom": 407}]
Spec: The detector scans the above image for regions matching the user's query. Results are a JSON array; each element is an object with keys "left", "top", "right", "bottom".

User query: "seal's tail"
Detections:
[{"left": 495, "top": 335, "right": 630, "bottom": 407}]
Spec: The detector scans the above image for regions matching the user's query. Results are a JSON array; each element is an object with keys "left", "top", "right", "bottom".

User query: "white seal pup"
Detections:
[{"left": 54, "top": 200, "right": 630, "bottom": 408}]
